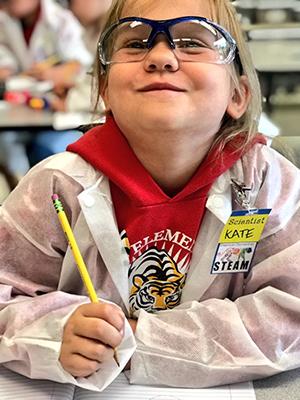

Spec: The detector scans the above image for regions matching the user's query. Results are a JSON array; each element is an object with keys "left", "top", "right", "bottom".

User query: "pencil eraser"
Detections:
[{"left": 52, "top": 194, "right": 59, "bottom": 201}]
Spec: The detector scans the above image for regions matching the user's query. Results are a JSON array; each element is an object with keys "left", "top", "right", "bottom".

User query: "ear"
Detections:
[{"left": 226, "top": 75, "right": 251, "bottom": 120}]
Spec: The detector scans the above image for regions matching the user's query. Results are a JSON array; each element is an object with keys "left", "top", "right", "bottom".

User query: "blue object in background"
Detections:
[{"left": 27, "top": 130, "right": 82, "bottom": 166}]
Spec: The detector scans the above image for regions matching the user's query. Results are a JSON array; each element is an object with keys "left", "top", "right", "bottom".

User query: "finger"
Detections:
[
  {"left": 77, "top": 337, "right": 114, "bottom": 363},
  {"left": 60, "top": 352, "right": 100, "bottom": 378},
  {"left": 62, "top": 331, "right": 115, "bottom": 363},
  {"left": 79, "top": 303, "right": 125, "bottom": 331},
  {"left": 74, "top": 317, "right": 123, "bottom": 348}
]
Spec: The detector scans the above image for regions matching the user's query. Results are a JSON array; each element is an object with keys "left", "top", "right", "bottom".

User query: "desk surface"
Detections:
[
  {"left": 0, "top": 102, "right": 53, "bottom": 131},
  {"left": 0, "top": 102, "right": 97, "bottom": 131},
  {"left": 0, "top": 363, "right": 299, "bottom": 398}
]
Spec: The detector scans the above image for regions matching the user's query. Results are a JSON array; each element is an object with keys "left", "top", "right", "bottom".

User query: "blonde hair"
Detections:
[{"left": 93, "top": 0, "right": 262, "bottom": 150}]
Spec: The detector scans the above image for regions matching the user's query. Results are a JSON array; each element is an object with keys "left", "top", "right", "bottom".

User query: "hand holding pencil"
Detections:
[
  {"left": 59, "top": 302, "right": 124, "bottom": 377},
  {"left": 52, "top": 194, "right": 123, "bottom": 377}
]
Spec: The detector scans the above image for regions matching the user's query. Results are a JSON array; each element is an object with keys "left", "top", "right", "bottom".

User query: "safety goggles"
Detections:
[{"left": 98, "top": 16, "right": 242, "bottom": 72}]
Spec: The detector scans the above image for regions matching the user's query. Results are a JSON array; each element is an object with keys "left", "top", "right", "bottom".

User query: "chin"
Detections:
[
  {"left": 113, "top": 103, "right": 190, "bottom": 133},
  {"left": 140, "top": 107, "right": 188, "bottom": 128}
]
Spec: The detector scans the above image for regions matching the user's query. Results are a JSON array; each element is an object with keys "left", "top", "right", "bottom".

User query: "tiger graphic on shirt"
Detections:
[{"left": 128, "top": 247, "right": 186, "bottom": 315}]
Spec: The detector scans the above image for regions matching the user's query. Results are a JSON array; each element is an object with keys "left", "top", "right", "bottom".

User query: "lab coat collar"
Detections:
[
  {"left": 78, "top": 176, "right": 131, "bottom": 314},
  {"left": 206, "top": 170, "right": 233, "bottom": 223},
  {"left": 181, "top": 171, "right": 233, "bottom": 302}
]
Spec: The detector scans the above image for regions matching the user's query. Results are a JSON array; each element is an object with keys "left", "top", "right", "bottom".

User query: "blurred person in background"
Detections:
[
  {"left": 50, "top": 0, "right": 112, "bottom": 113},
  {"left": 28, "top": 0, "right": 113, "bottom": 170},
  {"left": 0, "top": 0, "right": 92, "bottom": 181},
  {"left": 0, "top": 0, "right": 91, "bottom": 81},
  {"left": 69, "top": 0, "right": 112, "bottom": 54}
]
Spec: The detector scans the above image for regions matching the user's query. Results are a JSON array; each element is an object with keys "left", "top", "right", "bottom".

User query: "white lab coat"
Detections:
[
  {"left": 0, "top": 0, "right": 92, "bottom": 72},
  {"left": 0, "top": 143, "right": 300, "bottom": 390}
]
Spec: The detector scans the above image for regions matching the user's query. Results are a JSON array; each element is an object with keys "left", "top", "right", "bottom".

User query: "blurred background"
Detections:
[
  {"left": 0, "top": 0, "right": 300, "bottom": 202},
  {"left": 235, "top": 0, "right": 300, "bottom": 134},
  {"left": 234, "top": 0, "right": 300, "bottom": 177}
]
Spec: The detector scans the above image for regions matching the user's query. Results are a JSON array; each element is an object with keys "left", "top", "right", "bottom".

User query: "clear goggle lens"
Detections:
[{"left": 99, "top": 19, "right": 235, "bottom": 66}]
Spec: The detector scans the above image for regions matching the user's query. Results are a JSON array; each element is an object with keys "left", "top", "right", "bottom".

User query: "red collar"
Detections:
[{"left": 67, "top": 117, "right": 266, "bottom": 204}]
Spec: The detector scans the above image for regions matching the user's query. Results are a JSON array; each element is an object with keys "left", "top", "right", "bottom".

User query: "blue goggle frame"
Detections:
[{"left": 98, "top": 16, "right": 243, "bottom": 73}]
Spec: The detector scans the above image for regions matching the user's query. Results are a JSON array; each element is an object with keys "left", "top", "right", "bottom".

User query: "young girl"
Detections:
[{"left": 1, "top": 0, "right": 300, "bottom": 392}]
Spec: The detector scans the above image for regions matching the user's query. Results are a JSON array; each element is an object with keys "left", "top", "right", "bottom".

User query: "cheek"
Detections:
[
  {"left": 195, "top": 69, "right": 233, "bottom": 108},
  {"left": 186, "top": 67, "right": 233, "bottom": 122},
  {"left": 105, "top": 74, "right": 120, "bottom": 109},
  {"left": 188, "top": 65, "right": 231, "bottom": 91},
  {"left": 105, "top": 66, "right": 136, "bottom": 105}
]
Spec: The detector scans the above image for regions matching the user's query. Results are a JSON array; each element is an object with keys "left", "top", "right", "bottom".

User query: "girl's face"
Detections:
[
  {"left": 103, "top": 0, "right": 244, "bottom": 141},
  {"left": 70, "top": 0, "right": 112, "bottom": 26}
]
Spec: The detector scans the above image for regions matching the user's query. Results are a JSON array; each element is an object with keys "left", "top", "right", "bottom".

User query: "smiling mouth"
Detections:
[{"left": 139, "top": 83, "right": 186, "bottom": 92}]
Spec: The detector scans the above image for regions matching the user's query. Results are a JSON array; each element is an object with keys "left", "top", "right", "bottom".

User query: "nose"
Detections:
[
  {"left": 152, "top": 295, "right": 167, "bottom": 310},
  {"left": 144, "top": 38, "right": 179, "bottom": 73}
]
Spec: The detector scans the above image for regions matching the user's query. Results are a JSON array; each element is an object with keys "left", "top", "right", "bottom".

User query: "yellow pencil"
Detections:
[{"left": 52, "top": 194, "right": 120, "bottom": 366}]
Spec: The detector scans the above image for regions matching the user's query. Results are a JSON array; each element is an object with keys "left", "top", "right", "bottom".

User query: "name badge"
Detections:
[{"left": 211, "top": 208, "right": 271, "bottom": 274}]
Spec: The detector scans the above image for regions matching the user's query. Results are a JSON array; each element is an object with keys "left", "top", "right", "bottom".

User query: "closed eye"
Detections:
[
  {"left": 174, "top": 38, "right": 209, "bottom": 49},
  {"left": 123, "top": 39, "right": 148, "bottom": 49}
]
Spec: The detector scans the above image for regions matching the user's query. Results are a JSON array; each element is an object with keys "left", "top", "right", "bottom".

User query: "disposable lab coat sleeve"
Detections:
[
  {"left": 0, "top": 44, "right": 18, "bottom": 71},
  {"left": 0, "top": 12, "right": 18, "bottom": 71},
  {"left": 42, "top": 0, "right": 92, "bottom": 67},
  {"left": 130, "top": 148, "right": 300, "bottom": 388},
  {"left": 0, "top": 165, "right": 90, "bottom": 384}
]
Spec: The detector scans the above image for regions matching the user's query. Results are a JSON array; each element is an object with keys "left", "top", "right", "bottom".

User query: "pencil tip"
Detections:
[{"left": 114, "top": 352, "right": 120, "bottom": 367}]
